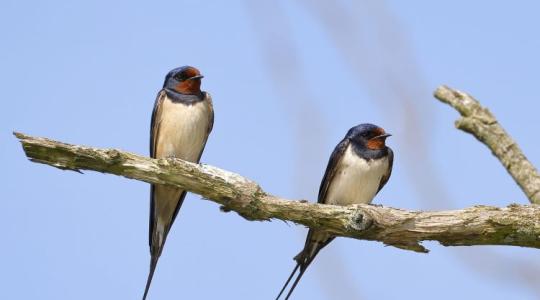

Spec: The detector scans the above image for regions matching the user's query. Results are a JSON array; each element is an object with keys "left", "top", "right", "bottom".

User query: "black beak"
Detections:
[
  {"left": 187, "top": 75, "right": 204, "bottom": 80},
  {"left": 372, "top": 133, "right": 392, "bottom": 140}
]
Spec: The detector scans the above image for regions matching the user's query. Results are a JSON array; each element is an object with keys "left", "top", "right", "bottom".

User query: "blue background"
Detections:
[{"left": 2, "top": 1, "right": 540, "bottom": 299}]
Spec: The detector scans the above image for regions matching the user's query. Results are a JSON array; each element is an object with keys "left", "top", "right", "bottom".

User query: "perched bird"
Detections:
[
  {"left": 144, "top": 66, "right": 214, "bottom": 299},
  {"left": 276, "top": 123, "right": 393, "bottom": 300}
]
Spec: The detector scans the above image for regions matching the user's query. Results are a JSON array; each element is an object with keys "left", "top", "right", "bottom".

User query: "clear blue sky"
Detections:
[{"left": 2, "top": 1, "right": 540, "bottom": 299}]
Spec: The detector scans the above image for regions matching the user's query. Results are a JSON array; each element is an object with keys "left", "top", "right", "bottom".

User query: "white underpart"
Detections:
[
  {"left": 156, "top": 96, "right": 211, "bottom": 161},
  {"left": 154, "top": 95, "right": 211, "bottom": 245},
  {"left": 325, "top": 144, "right": 389, "bottom": 206}
]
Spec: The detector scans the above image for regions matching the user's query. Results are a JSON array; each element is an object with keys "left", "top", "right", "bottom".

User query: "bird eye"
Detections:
[{"left": 174, "top": 74, "right": 185, "bottom": 81}]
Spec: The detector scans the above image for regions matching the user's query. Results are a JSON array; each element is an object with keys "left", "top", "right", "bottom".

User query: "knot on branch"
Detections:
[
  {"left": 104, "top": 149, "right": 124, "bottom": 163},
  {"left": 348, "top": 209, "right": 373, "bottom": 232}
]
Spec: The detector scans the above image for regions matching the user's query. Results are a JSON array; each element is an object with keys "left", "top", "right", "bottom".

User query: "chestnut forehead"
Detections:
[
  {"left": 371, "top": 127, "right": 385, "bottom": 136},
  {"left": 180, "top": 67, "right": 200, "bottom": 77}
]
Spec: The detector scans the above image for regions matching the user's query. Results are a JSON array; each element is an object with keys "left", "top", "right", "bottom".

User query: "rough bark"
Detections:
[
  {"left": 14, "top": 132, "right": 540, "bottom": 253},
  {"left": 434, "top": 85, "right": 540, "bottom": 204}
]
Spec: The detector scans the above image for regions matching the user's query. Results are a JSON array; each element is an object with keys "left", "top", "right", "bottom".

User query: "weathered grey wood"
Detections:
[
  {"left": 435, "top": 85, "right": 540, "bottom": 204},
  {"left": 14, "top": 132, "right": 540, "bottom": 253}
]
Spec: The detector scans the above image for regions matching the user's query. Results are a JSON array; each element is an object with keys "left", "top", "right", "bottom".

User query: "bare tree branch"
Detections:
[
  {"left": 14, "top": 132, "right": 540, "bottom": 253},
  {"left": 435, "top": 85, "right": 540, "bottom": 204}
]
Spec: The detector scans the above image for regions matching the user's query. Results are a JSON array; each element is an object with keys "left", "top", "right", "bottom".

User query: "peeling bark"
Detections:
[{"left": 14, "top": 132, "right": 540, "bottom": 253}]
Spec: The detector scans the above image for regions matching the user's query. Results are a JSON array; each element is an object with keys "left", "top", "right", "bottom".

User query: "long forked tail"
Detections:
[
  {"left": 276, "top": 231, "right": 334, "bottom": 299},
  {"left": 275, "top": 259, "right": 313, "bottom": 300},
  {"left": 275, "top": 263, "right": 300, "bottom": 300},
  {"left": 142, "top": 255, "right": 159, "bottom": 300},
  {"left": 275, "top": 250, "right": 317, "bottom": 300},
  {"left": 284, "top": 266, "right": 308, "bottom": 300},
  {"left": 144, "top": 186, "right": 185, "bottom": 299}
]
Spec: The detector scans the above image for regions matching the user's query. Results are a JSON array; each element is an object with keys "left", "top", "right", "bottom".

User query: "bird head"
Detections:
[
  {"left": 347, "top": 123, "right": 391, "bottom": 150},
  {"left": 163, "top": 66, "right": 204, "bottom": 95}
]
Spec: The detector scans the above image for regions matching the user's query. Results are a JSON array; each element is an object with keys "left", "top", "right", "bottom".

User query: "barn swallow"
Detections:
[
  {"left": 276, "top": 123, "right": 393, "bottom": 300},
  {"left": 143, "top": 66, "right": 214, "bottom": 300}
]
